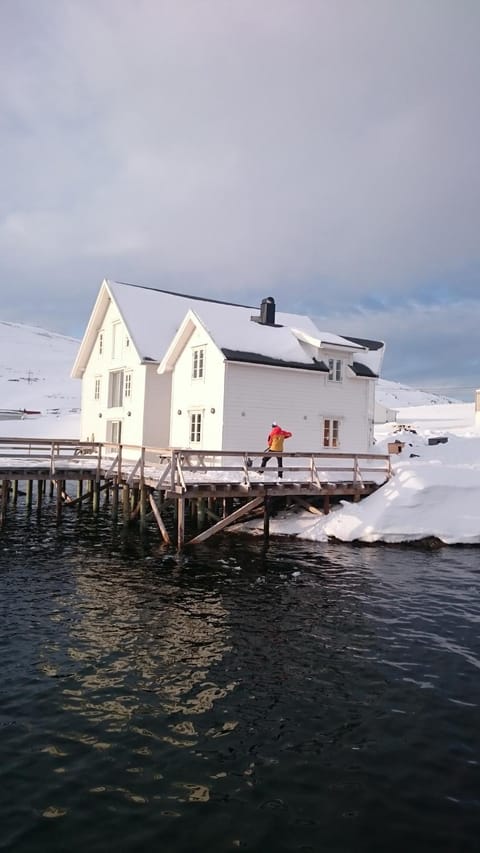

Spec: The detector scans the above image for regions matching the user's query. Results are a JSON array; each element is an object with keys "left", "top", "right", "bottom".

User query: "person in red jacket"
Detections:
[{"left": 258, "top": 422, "right": 292, "bottom": 478}]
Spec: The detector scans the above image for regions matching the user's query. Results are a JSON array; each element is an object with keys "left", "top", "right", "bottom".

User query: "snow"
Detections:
[
  {"left": 1, "top": 317, "right": 480, "bottom": 545},
  {"left": 231, "top": 389, "right": 480, "bottom": 545},
  {"left": 0, "top": 320, "right": 80, "bottom": 438},
  {"left": 108, "top": 280, "right": 370, "bottom": 367}
]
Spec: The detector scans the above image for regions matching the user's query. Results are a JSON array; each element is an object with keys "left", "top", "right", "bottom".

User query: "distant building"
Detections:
[
  {"left": 71, "top": 279, "right": 384, "bottom": 453},
  {"left": 374, "top": 401, "right": 397, "bottom": 424}
]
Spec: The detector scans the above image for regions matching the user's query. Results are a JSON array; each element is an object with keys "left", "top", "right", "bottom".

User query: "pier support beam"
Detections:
[
  {"left": 149, "top": 493, "right": 171, "bottom": 544},
  {"left": 177, "top": 497, "right": 185, "bottom": 550},
  {"left": 263, "top": 496, "right": 270, "bottom": 541},
  {"left": 1, "top": 480, "right": 8, "bottom": 528}
]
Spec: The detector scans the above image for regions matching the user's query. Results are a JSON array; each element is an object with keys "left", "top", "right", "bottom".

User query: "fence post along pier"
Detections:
[{"left": 0, "top": 438, "right": 391, "bottom": 547}]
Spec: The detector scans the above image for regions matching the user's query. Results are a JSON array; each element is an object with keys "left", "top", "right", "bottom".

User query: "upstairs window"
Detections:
[
  {"left": 108, "top": 369, "right": 124, "bottom": 408},
  {"left": 112, "top": 322, "right": 122, "bottom": 359},
  {"left": 323, "top": 418, "right": 340, "bottom": 448},
  {"left": 124, "top": 372, "right": 132, "bottom": 398},
  {"left": 328, "top": 358, "right": 342, "bottom": 382},
  {"left": 94, "top": 377, "right": 101, "bottom": 401},
  {"left": 190, "top": 412, "right": 202, "bottom": 444},
  {"left": 192, "top": 347, "right": 205, "bottom": 379}
]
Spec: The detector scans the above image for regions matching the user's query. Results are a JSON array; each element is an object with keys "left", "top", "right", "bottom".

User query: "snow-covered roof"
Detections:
[{"left": 72, "top": 279, "right": 379, "bottom": 377}]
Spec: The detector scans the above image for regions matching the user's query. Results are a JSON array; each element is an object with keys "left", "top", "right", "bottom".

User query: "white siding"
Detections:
[
  {"left": 169, "top": 327, "right": 226, "bottom": 448},
  {"left": 79, "top": 300, "right": 147, "bottom": 445},
  {"left": 142, "top": 370, "right": 172, "bottom": 448},
  {"left": 222, "top": 358, "right": 373, "bottom": 453}
]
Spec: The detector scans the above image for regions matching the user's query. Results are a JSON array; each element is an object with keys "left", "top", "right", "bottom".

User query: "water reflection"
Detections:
[{"left": 2, "top": 516, "right": 480, "bottom": 852}]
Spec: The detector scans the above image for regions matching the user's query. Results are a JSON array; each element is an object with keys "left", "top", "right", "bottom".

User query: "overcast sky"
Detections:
[{"left": 1, "top": 0, "right": 479, "bottom": 398}]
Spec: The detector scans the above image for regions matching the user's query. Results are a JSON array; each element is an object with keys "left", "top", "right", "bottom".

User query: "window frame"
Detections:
[
  {"left": 107, "top": 420, "right": 122, "bottom": 444},
  {"left": 323, "top": 418, "right": 340, "bottom": 448},
  {"left": 111, "top": 321, "right": 122, "bottom": 360},
  {"left": 124, "top": 371, "right": 132, "bottom": 399},
  {"left": 328, "top": 358, "right": 342, "bottom": 382},
  {"left": 94, "top": 376, "right": 101, "bottom": 401},
  {"left": 192, "top": 346, "right": 205, "bottom": 380},
  {"left": 189, "top": 411, "right": 202, "bottom": 444},
  {"left": 108, "top": 369, "right": 124, "bottom": 408}
]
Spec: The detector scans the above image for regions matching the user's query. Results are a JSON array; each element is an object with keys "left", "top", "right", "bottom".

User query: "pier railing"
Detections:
[{"left": 0, "top": 438, "right": 392, "bottom": 491}]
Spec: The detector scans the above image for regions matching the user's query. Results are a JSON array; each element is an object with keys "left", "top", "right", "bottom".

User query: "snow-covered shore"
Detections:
[{"left": 231, "top": 406, "right": 480, "bottom": 546}]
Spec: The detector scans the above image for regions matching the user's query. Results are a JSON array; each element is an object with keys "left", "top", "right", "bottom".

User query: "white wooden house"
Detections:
[{"left": 71, "top": 279, "right": 384, "bottom": 453}]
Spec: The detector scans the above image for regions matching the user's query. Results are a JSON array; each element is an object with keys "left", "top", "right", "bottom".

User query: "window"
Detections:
[
  {"left": 328, "top": 358, "right": 342, "bottom": 382},
  {"left": 192, "top": 347, "right": 205, "bottom": 379},
  {"left": 323, "top": 418, "right": 340, "bottom": 448},
  {"left": 108, "top": 370, "right": 124, "bottom": 407},
  {"left": 94, "top": 377, "right": 101, "bottom": 401},
  {"left": 99, "top": 332, "right": 104, "bottom": 355},
  {"left": 124, "top": 372, "right": 132, "bottom": 398},
  {"left": 190, "top": 412, "right": 202, "bottom": 444},
  {"left": 107, "top": 420, "right": 122, "bottom": 444},
  {"left": 112, "top": 322, "right": 122, "bottom": 359}
]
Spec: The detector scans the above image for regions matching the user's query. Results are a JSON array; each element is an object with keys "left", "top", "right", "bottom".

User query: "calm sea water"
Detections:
[{"left": 1, "top": 505, "right": 480, "bottom": 853}]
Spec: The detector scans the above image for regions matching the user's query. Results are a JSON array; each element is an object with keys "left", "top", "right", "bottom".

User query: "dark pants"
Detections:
[{"left": 259, "top": 451, "right": 283, "bottom": 477}]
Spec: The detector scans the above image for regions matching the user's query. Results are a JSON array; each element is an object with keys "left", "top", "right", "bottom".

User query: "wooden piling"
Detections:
[
  {"left": 263, "top": 496, "right": 270, "bottom": 541},
  {"left": 1, "top": 480, "right": 8, "bottom": 528},
  {"left": 37, "top": 478, "right": 43, "bottom": 513},
  {"left": 55, "top": 480, "right": 62, "bottom": 522},
  {"left": 122, "top": 483, "right": 131, "bottom": 521},
  {"left": 177, "top": 497, "right": 185, "bottom": 550},
  {"left": 112, "top": 478, "right": 119, "bottom": 519}
]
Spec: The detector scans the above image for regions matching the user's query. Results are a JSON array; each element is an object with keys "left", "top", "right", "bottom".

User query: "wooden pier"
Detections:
[{"left": 0, "top": 438, "right": 392, "bottom": 548}]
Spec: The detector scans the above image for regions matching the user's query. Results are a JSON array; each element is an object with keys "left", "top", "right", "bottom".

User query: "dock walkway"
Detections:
[{"left": 0, "top": 438, "right": 392, "bottom": 547}]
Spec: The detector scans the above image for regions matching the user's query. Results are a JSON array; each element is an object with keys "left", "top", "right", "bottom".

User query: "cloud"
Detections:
[
  {"left": 319, "top": 299, "right": 480, "bottom": 400},
  {"left": 0, "top": 0, "right": 479, "bottom": 386}
]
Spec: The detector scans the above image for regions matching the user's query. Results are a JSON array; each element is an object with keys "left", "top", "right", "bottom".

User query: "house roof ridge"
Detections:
[{"left": 108, "top": 279, "right": 258, "bottom": 311}]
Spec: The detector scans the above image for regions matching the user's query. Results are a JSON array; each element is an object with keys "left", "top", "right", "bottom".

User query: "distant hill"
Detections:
[
  {"left": 376, "top": 378, "right": 460, "bottom": 409},
  {"left": 0, "top": 321, "right": 80, "bottom": 418}
]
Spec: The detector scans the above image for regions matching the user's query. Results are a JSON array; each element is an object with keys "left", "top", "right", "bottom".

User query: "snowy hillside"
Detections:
[
  {"left": 0, "top": 321, "right": 81, "bottom": 437},
  {"left": 376, "top": 377, "right": 460, "bottom": 409}
]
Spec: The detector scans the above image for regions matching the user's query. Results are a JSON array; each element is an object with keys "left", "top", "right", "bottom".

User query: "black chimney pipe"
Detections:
[{"left": 260, "top": 297, "right": 275, "bottom": 325}]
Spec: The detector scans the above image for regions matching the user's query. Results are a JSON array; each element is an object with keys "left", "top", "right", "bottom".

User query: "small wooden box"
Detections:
[{"left": 388, "top": 441, "right": 405, "bottom": 454}]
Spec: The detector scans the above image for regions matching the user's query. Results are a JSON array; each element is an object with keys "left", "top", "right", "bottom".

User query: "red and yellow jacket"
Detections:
[{"left": 267, "top": 426, "right": 292, "bottom": 452}]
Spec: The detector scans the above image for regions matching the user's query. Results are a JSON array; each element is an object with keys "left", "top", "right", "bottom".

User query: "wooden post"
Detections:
[
  {"left": 93, "top": 481, "right": 100, "bottom": 513},
  {"left": 49, "top": 479, "right": 54, "bottom": 497},
  {"left": 323, "top": 495, "right": 330, "bottom": 515},
  {"left": 122, "top": 483, "right": 131, "bottom": 521},
  {"left": 76, "top": 480, "right": 83, "bottom": 500},
  {"left": 177, "top": 497, "right": 185, "bottom": 550},
  {"left": 1, "top": 481, "right": 8, "bottom": 528},
  {"left": 140, "top": 485, "right": 147, "bottom": 530},
  {"left": 263, "top": 496, "right": 270, "bottom": 541},
  {"left": 112, "top": 478, "right": 119, "bottom": 519},
  {"left": 12, "top": 480, "right": 18, "bottom": 504},
  {"left": 37, "top": 478, "right": 43, "bottom": 513},
  {"left": 26, "top": 480, "right": 33, "bottom": 509},
  {"left": 149, "top": 493, "right": 171, "bottom": 544},
  {"left": 55, "top": 480, "right": 62, "bottom": 522},
  {"left": 197, "top": 498, "right": 206, "bottom": 529}
]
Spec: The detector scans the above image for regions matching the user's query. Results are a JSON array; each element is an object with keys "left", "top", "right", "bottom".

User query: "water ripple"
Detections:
[{"left": 1, "top": 519, "right": 480, "bottom": 851}]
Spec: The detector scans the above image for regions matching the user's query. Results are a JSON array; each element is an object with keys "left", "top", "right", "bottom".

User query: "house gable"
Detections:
[{"left": 71, "top": 279, "right": 144, "bottom": 378}]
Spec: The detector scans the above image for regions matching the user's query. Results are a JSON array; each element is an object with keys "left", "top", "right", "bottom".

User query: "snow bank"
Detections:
[{"left": 232, "top": 430, "right": 480, "bottom": 546}]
